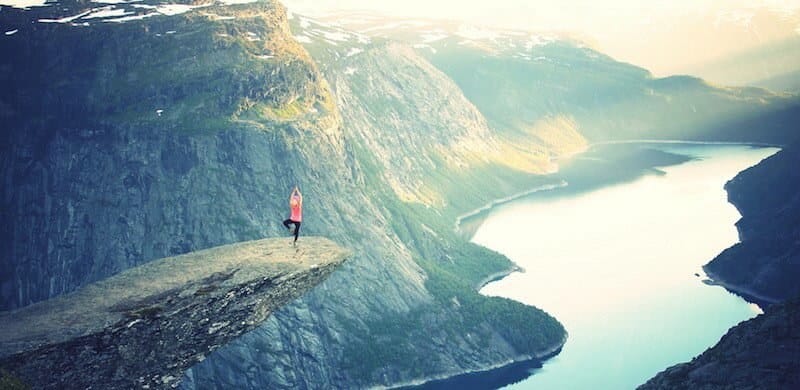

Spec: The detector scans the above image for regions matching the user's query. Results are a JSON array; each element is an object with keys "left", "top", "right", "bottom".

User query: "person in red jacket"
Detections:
[{"left": 283, "top": 186, "right": 303, "bottom": 245}]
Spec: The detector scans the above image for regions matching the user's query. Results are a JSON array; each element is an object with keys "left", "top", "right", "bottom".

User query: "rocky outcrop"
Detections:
[
  {"left": 704, "top": 142, "right": 800, "bottom": 304},
  {"left": 0, "top": 0, "right": 343, "bottom": 310},
  {"left": 0, "top": 237, "right": 348, "bottom": 389},
  {"left": 642, "top": 142, "right": 800, "bottom": 388},
  {"left": 181, "top": 15, "right": 568, "bottom": 389},
  {"left": 1, "top": 2, "right": 566, "bottom": 389},
  {"left": 640, "top": 298, "right": 800, "bottom": 389}
]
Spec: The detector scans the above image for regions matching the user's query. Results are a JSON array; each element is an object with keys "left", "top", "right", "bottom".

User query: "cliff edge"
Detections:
[
  {"left": 642, "top": 143, "right": 800, "bottom": 388},
  {"left": 0, "top": 237, "right": 348, "bottom": 389},
  {"left": 639, "top": 298, "right": 800, "bottom": 389},
  {"left": 704, "top": 142, "right": 800, "bottom": 304}
]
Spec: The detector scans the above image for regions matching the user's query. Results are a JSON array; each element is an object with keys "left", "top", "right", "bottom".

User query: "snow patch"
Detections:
[
  {"left": 105, "top": 13, "right": 156, "bottom": 23},
  {"left": 39, "top": 10, "right": 92, "bottom": 23},
  {"left": 295, "top": 34, "right": 312, "bottom": 43},
  {"left": 420, "top": 32, "right": 447, "bottom": 43},
  {"left": 4, "top": 29, "right": 19, "bottom": 36},
  {"left": 156, "top": 3, "right": 209, "bottom": 16},
  {"left": 455, "top": 25, "right": 502, "bottom": 40},
  {"left": 256, "top": 54, "right": 274, "bottom": 60},
  {"left": 85, "top": 7, "right": 131, "bottom": 19},
  {"left": 90, "top": 0, "right": 139, "bottom": 4},
  {"left": 1, "top": 0, "right": 47, "bottom": 8},
  {"left": 156, "top": 109, "right": 163, "bottom": 116},
  {"left": 320, "top": 30, "right": 349, "bottom": 42},
  {"left": 345, "top": 47, "right": 363, "bottom": 57},
  {"left": 343, "top": 67, "right": 357, "bottom": 75},
  {"left": 525, "top": 35, "right": 552, "bottom": 50},
  {"left": 412, "top": 43, "right": 437, "bottom": 53},
  {"left": 218, "top": 0, "right": 257, "bottom": 4}
]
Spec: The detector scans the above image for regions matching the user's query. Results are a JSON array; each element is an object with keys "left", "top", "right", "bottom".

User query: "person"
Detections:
[{"left": 282, "top": 186, "right": 303, "bottom": 245}]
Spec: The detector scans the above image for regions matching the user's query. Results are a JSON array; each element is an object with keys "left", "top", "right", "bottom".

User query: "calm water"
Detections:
[{"left": 474, "top": 144, "right": 778, "bottom": 389}]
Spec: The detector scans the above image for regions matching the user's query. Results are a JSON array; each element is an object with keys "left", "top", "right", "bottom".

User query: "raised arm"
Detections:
[{"left": 291, "top": 186, "right": 303, "bottom": 204}]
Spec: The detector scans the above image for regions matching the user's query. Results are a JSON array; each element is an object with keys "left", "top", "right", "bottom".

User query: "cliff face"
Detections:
[
  {"left": 640, "top": 298, "right": 800, "bottom": 389},
  {"left": 2, "top": 2, "right": 566, "bottom": 388},
  {"left": 0, "top": 0, "right": 349, "bottom": 310},
  {"left": 181, "top": 14, "right": 568, "bottom": 389},
  {"left": 704, "top": 142, "right": 800, "bottom": 304},
  {"left": 0, "top": 237, "right": 349, "bottom": 389}
]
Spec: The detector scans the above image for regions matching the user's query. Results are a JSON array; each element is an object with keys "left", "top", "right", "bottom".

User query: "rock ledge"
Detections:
[{"left": 0, "top": 237, "right": 348, "bottom": 389}]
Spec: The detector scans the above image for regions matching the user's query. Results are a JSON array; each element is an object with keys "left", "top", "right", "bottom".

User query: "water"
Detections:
[{"left": 473, "top": 144, "right": 778, "bottom": 389}]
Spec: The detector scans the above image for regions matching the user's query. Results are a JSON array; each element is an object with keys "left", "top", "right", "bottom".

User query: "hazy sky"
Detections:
[
  {"left": 3, "top": 0, "right": 798, "bottom": 80},
  {"left": 285, "top": 0, "right": 800, "bottom": 78}
]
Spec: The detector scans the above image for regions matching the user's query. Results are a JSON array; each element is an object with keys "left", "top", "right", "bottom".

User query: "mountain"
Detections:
[
  {"left": 321, "top": 13, "right": 800, "bottom": 146},
  {"left": 644, "top": 137, "right": 800, "bottom": 389},
  {"left": 3, "top": 3, "right": 799, "bottom": 388},
  {"left": 183, "top": 12, "right": 570, "bottom": 389},
  {"left": 185, "top": 12, "right": 800, "bottom": 388},
  {"left": 0, "top": 237, "right": 348, "bottom": 389},
  {"left": 1, "top": 1, "right": 565, "bottom": 388},
  {"left": 684, "top": 36, "right": 800, "bottom": 92},
  {"left": 704, "top": 142, "right": 800, "bottom": 304},
  {"left": 640, "top": 298, "right": 800, "bottom": 389}
]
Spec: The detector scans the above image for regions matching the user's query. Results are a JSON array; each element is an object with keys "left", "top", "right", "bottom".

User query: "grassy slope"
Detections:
[{"left": 338, "top": 139, "right": 565, "bottom": 382}]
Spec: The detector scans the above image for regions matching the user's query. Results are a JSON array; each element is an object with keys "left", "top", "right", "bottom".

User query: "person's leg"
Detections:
[
  {"left": 293, "top": 221, "right": 301, "bottom": 242},
  {"left": 283, "top": 219, "right": 292, "bottom": 230}
]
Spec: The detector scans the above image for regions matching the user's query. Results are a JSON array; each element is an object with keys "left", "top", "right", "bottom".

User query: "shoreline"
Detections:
[
  {"left": 474, "top": 265, "right": 524, "bottom": 291},
  {"left": 453, "top": 180, "right": 568, "bottom": 234},
  {"left": 389, "top": 334, "right": 568, "bottom": 390},
  {"left": 426, "top": 141, "right": 778, "bottom": 389},
  {"left": 454, "top": 140, "right": 767, "bottom": 236},
  {"left": 702, "top": 269, "right": 781, "bottom": 309},
  {"left": 589, "top": 139, "right": 784, "bottom": 148}
]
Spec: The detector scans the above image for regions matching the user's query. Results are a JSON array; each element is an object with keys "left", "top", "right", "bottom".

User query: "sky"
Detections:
[{"left": 284, "top": 0, "right": 800, "bottom": 80}]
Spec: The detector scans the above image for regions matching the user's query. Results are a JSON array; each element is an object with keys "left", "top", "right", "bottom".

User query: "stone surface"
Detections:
[
  {"left": 640, "top": 299, "right": 800, "bottom": 389},
  {"left": 0, "top": 237, "right": 348, "bottom": 389}
]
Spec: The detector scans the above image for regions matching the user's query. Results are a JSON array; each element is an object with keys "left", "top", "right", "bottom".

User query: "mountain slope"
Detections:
[
  {"left": 644, "top": 140, "right": 800, "bottom": 388},
  {"left": 0, "top": 0, "right": 349, "bottom": 310},
  {"left": 2, "top": 2, "right": 566, "bottom": 388},
  {"left": 182, "top": 14, "right": 569, "bottom": 388},
  {"left": 321, "top": 14, "right": 800, "bottom": 145},
  {"left": 640, "top": 298, "right": 800, "bottom": 389},
  {"left": 704, "top": 142, "right": 800, "bottom": 304}
]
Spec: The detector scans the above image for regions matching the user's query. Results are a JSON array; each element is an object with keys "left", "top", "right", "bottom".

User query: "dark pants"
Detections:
[{"left": 283, "top": 219, "right": 301, "bottom": 242}]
